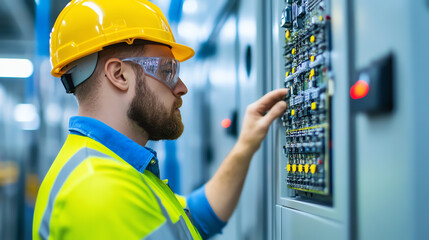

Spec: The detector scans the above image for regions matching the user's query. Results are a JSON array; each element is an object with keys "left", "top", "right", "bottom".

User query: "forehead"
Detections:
[{"left": 142, "top": 44, "right": 175, "bottom": 59}]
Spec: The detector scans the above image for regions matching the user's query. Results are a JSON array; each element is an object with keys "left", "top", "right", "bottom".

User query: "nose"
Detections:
[{"left": 173, "top": 78, "right": 188, "bottom": 97}]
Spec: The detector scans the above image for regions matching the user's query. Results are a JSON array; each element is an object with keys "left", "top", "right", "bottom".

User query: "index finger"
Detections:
[{"left": 254, "top": 89, "right": 288, "bottom": 114}]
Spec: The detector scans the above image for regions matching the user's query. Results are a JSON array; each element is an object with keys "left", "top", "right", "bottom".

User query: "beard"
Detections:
[{"left": 127, "top": 71, "right": 184, "bottom": 141}]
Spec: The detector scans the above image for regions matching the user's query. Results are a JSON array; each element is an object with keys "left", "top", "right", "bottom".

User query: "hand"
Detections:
[{"left": 238, "top": 88, "right": 288, "bottom": 151}]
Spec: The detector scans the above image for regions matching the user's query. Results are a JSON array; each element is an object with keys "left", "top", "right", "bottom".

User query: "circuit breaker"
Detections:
[{"left": 280, "top": 0, "right": 333, "bottom": 197}]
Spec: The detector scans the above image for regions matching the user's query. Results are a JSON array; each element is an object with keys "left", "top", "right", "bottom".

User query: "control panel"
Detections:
[{"left": 280, "top": 0, "right": 333, "bottom": 197}]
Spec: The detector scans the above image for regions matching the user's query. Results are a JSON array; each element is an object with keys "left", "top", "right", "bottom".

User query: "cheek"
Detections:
[{"left": 145, "top": 77, "right": 175, "bottom": 108}]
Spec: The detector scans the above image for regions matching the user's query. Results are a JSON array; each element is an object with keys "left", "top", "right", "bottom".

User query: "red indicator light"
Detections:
[
  {"left": 350, "top": 80, "right": 370, "bottom": 99},
  {"left": 221, "top": 119, "right": 232, "bottom": 128}
]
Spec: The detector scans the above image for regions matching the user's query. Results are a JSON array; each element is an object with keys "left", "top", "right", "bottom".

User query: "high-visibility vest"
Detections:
[{"left": 33, "top": 134, "right": 202, "bottom": 239}]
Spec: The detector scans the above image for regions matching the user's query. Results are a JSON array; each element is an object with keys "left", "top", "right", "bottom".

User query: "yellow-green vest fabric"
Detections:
[{"left": 33, "top": 134, "right": 202, "bottom": 240}]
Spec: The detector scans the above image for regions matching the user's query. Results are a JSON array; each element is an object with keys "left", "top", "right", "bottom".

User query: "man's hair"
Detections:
[{"left": 73, "top": 40, "right": 169, "bottom": 104}]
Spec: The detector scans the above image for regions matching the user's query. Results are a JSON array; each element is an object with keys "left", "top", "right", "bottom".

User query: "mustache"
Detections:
[{"left": 174, "top": 98, "right": 182, "bottom": 109}]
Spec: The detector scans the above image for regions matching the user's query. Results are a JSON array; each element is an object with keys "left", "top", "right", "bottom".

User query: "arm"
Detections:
[{"left": 205, "top": 88, "right": 288, "bottom": 222}]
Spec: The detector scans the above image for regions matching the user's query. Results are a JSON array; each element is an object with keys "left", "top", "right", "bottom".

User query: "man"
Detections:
[{"left": 33, "top": 0, "right": 288, "bottom": 239}]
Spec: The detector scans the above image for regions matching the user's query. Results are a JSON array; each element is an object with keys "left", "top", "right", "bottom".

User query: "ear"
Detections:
[{"left": 104, "top": 58, "right": 130, "bottom": 91}]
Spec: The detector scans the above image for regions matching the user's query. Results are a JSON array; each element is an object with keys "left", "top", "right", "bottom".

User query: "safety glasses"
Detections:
[{"left": 121, "top": 57, "right": 180, "bottom": 90}]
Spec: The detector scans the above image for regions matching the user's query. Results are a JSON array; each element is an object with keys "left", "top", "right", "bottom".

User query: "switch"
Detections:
[
  {"left": 285, "top": 29, "right": 291, "bottom": 39},
  {"left": 281, "top": 5, "right": 292, "bottom": 28},
  {"left": 302, "top": 107, "right": 308, "bottom": 116},
  {"left": 311, "top": 102, "right": 317, "bottom": 110},
  {"left": 310, "top": 164, "right": 317, "bottom": 174},
  {"left": 309, "top": 68, "right": 315, "bottom": 80},
  {"left": 297, "top": 5, "right": 305, "bottom": 17},
  {"left": 351, "top": 53, "right": 394, "bottom": 114}
]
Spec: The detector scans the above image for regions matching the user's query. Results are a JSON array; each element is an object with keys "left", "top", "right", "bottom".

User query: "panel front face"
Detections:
[
  {"left": 281, "top": 207, "right": 345, "bottom": 240},
  {"left": 279, "top": 0, "right": 333, "bottom": 200}
]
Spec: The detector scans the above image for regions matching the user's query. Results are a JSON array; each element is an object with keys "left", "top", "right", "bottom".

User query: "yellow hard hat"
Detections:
[{"left": 50, "top": 0, "right": 195, "bottom": 77}]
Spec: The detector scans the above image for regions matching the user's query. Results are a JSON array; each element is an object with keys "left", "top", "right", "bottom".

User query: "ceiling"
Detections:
[
  {"left": 0, "top": 0, "right": 228, "bottom": 58},
  {"left": 0, "top": 0, "right": 71, "bottom": 57}
]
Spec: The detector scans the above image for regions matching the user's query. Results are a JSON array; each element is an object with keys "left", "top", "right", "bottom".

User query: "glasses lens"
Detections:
[
  {"left": 121, "top": 57, "right": 180, "bottom": 89},
  {"left": 155, "top": 58, "right": 180, "bottom": 89}
]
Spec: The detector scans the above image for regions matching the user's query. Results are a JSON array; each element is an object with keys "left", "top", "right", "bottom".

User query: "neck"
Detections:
[{"left": 78, "top": 107, "right": 149, "bottom": 147}]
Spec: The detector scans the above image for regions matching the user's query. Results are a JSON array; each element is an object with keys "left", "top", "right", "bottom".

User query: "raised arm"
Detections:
[{"left": 205, "top": 88, "right": 288, "bottom": 222}]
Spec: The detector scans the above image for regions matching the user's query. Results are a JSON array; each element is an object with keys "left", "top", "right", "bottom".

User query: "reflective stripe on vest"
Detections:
[
  {"left": 39, "top": 147, "right": 194, "bottom": 240},
  {"left": 140, "top": 174, "right": 193, "bottom": 240}
]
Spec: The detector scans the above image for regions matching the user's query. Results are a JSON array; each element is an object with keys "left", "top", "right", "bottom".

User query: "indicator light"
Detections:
[
  {"left": 221, "top": 119, "right": 232, "bottom": 128},
  {"left": 350, "top": 80, "right": 370, "bottom": 100}
]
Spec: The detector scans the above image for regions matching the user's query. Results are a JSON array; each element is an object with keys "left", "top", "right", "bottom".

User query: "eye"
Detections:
[{"left": 161, "top": 69, "right": 173, "bottom": 76}]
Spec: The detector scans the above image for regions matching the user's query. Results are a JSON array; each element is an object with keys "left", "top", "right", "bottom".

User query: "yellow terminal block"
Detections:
[
  {"left": 319, "top": 16, "right": 323, "bottom": 22},
  {"left": 287, "top": 164, "right": 291, "bottom": 172},
  {"left": 311, "top": 55, "right": 315, "bottom": 62},
  {"left": 311, "top": 102, "right": 317, "bottom": 110},
  {"left": 291, "top": 48, "right": 296, "bottom": 55},
  {"left": 309, "top": 68, "right": 315, "bottom": 80},
  {"left": 286, "top": 71, "right": 290, "bottom": 77},
  {"left": 291, "top": 109, "right": 295, "bottom": 116},
  {"left": 310, "top": 164, "right": 317, "bottom": 174},
  {"left": 292, "top": 164, "right": 297, "bottom": 172},
  {"left": 298, "top": 164, "right": 303, "bottom": 172},
  {"left": 310, "top": 35, "right": 316, "bottom": 43},
  {"left": 305, "top": 164, "right": 309, "bottom": 173},
  {"left": 285, "top": 29, "right": 291, "bottom": 39},
  {"left": 292, "top": 67, "right": 296, "bottom": 74}
]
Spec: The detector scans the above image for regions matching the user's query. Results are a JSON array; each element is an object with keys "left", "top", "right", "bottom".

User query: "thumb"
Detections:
[{"left": 262, "top": 100, "right": 287, "bottom": 125}]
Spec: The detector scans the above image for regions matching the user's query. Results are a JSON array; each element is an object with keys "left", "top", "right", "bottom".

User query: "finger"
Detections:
[
  {"left": 262, "top": 100, "right": 287, "bottom": 125},
  {"left": 254, "top": 89, "right": 288, "bottom": 114}
]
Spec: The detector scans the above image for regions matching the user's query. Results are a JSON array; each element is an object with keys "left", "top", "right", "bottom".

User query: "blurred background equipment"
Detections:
[{"left": 0, "top": 0, "right": 428, "bottom": 240}]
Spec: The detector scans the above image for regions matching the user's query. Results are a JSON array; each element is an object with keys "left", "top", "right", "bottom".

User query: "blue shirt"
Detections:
[{"left": 69, "top": 116, "right": 225, "bottom": 239}]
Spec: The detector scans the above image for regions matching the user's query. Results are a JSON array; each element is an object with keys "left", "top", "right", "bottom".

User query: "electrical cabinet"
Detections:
[
  {"left": 270, "top": 0, "right": 351, "bottom": 238},
  {"left": 269, "top": 0, "right": 429, "bottom": 239}
]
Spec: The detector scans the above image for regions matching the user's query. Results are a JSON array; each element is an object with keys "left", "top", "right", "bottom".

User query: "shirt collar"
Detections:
[{"left": 68, "top": 116, "right": 159, "bottom": 177}]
